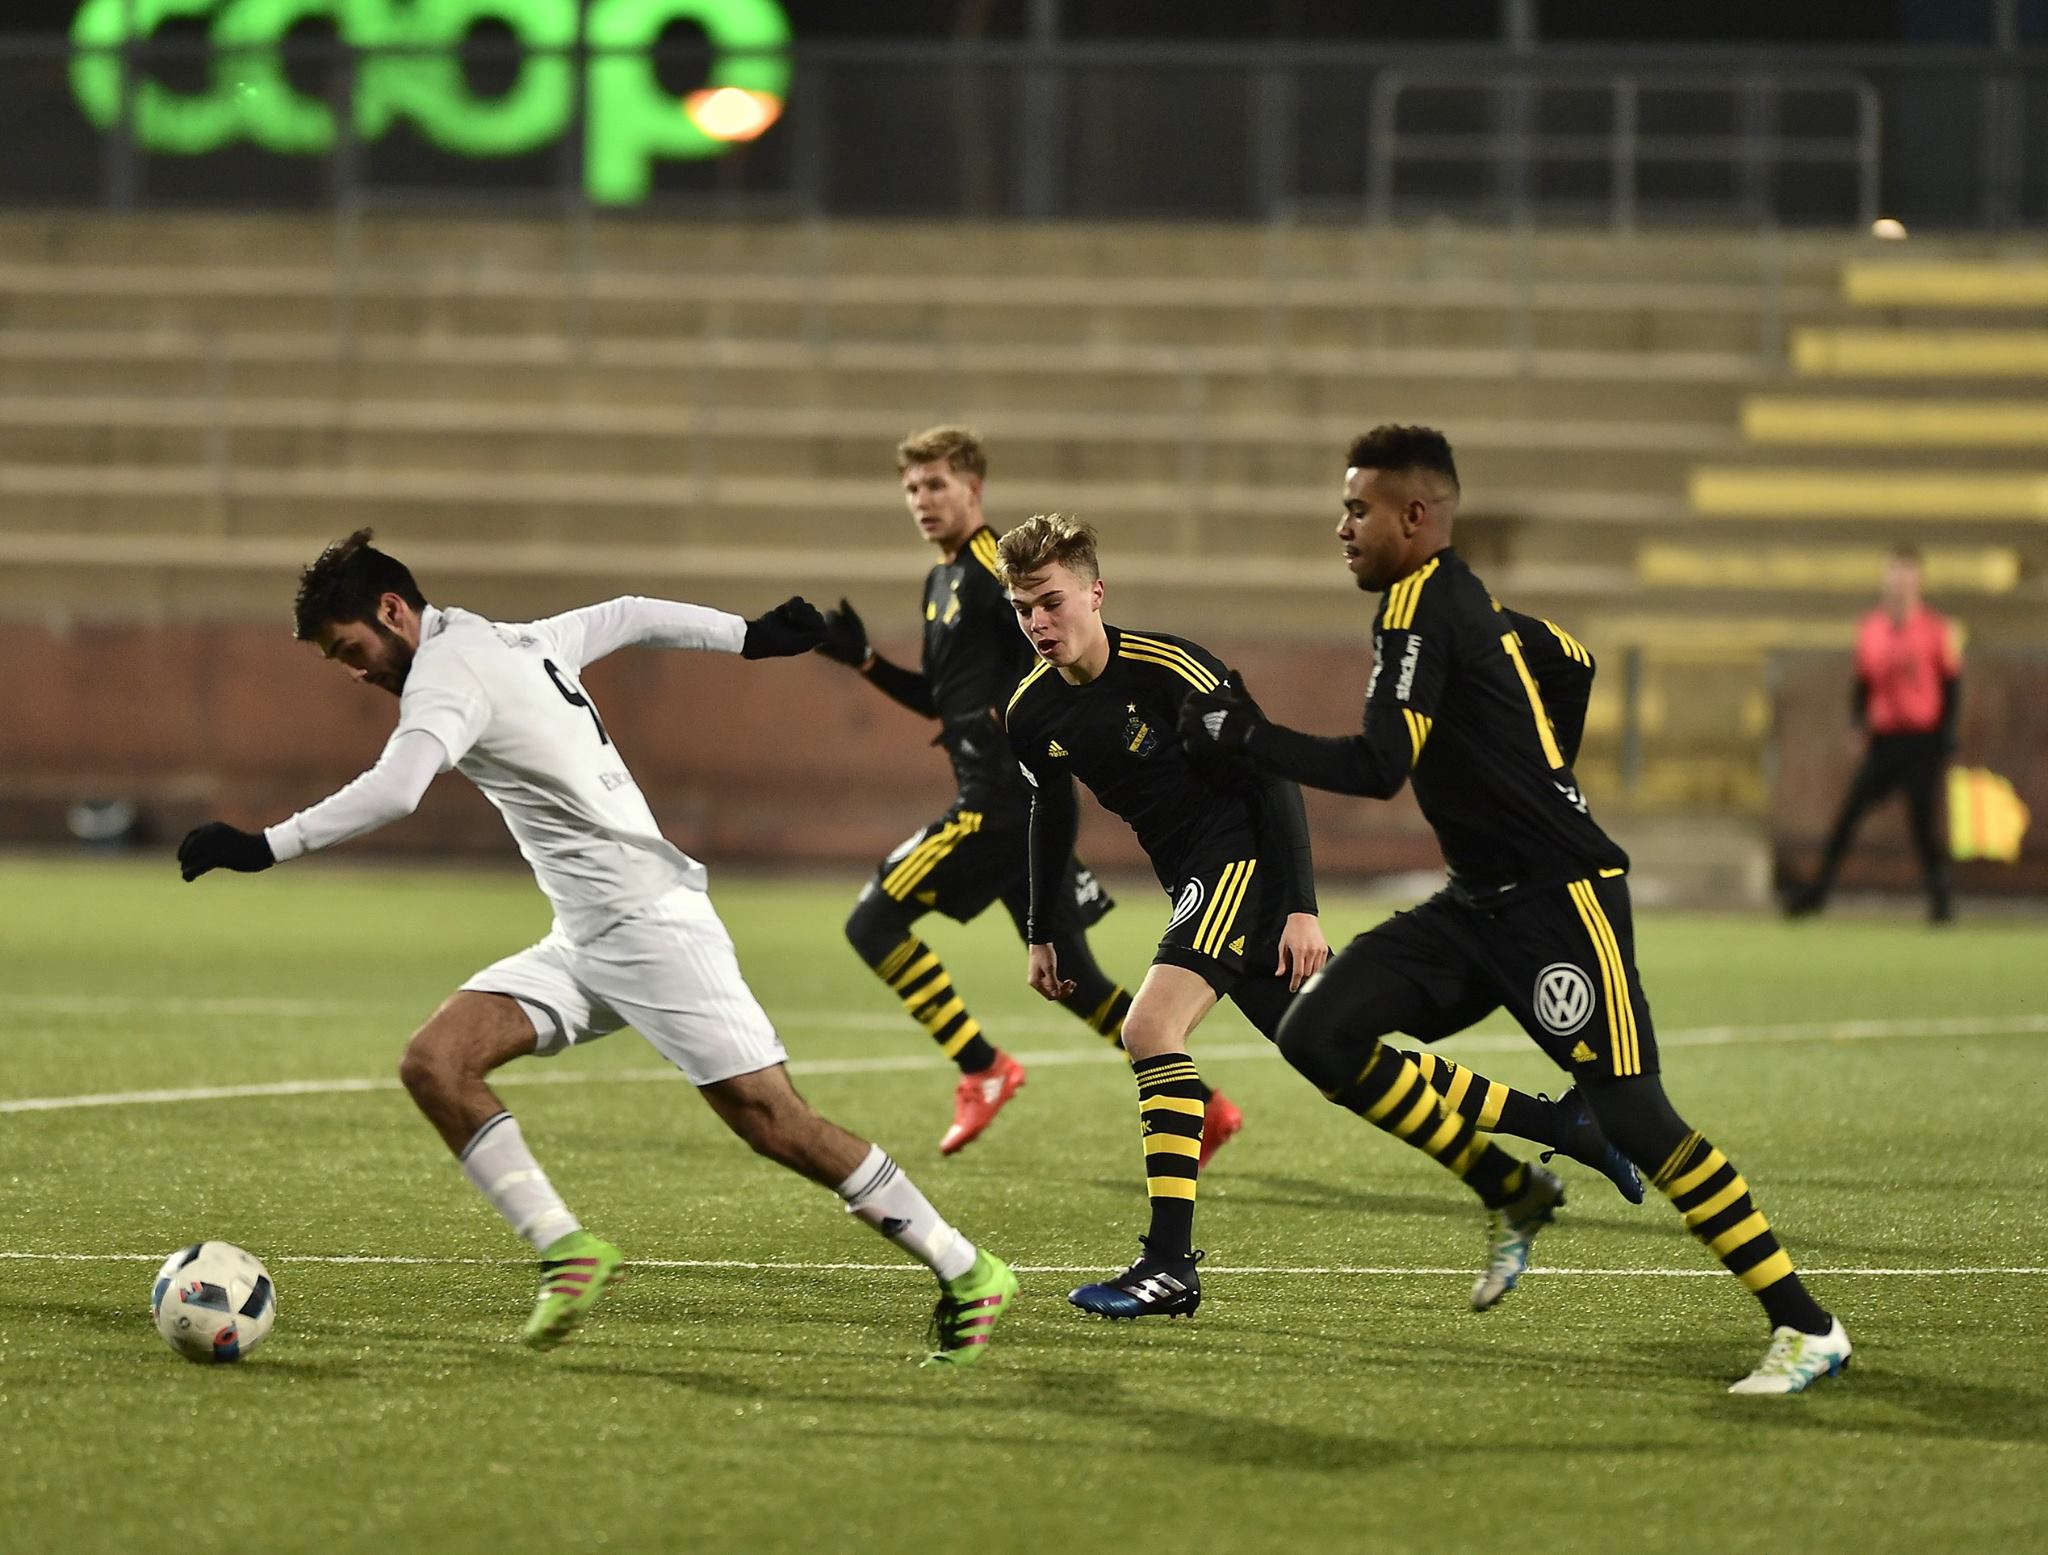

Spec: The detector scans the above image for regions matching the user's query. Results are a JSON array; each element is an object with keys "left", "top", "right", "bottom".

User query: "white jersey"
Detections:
[{"left": 270, "top": 597, "right": 747, "bottom": 943}]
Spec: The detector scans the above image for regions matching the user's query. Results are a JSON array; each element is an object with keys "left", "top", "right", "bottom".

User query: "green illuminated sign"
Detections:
[{"left": 70, "top": 0, "right": 792, "bottom": 203}]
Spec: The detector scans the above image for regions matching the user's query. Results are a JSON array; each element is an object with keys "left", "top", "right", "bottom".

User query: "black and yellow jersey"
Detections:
[
  {"left": 1243, "top": 547, "right": 1626, "bottom": 904},
  {"left": 1007, "top": 625, "right": 1317, "bottom": 940},
  {"left": 860, "top": 525, "right": 1032, "bottom": 809}
]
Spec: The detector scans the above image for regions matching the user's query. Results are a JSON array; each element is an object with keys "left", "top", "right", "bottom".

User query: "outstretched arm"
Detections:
[
  {"left": 1181, "top": 670, "right": 1426, "bottom": 799},
  {"left": 536, "top": 596, "right": 747, "bottom": 664},
  {"left": 179, "top": 727, "right": 449, "bottom": 880},
  {"left": 818, "top": 597, "right": 939, "bottom": 718},
  {"left": 862, "top": 655, "right": 941, "bottom": 718},
  {"left": 536, "top": 595, "right": 824, "bottom": 666},
  {"left": 266, "top": 728, "right": 449, "bottom": 860}
]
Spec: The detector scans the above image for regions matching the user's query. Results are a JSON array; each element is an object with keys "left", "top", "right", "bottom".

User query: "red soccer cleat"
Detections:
[
  {"left": 939, "top": 1052, "right": 1027, "bottom": 1155},
  {"left": 1199, "top": 1090, "right": 1243, "bottom": 1169}
]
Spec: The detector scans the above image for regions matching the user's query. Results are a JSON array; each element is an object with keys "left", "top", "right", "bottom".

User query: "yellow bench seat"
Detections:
[
  {"left": 1691, "top": 466, "right": 2048, "bottom": 520},
  {"left": 1742, "top": 396, "right": 2048, "bottom": 447},
  {"left": 1638, "top": 542, "right": 2019, "bottom": 593}
]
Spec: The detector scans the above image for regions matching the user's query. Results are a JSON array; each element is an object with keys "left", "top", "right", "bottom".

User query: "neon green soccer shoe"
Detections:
[
  {"left": 921, "top": 1251, "right": 1018, "bottom": 1368},
  {"left": 521, "top": 1231, "right": 626, "bottom": 1350}
]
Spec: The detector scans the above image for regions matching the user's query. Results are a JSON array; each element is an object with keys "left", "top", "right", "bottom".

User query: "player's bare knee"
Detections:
[
  {"left": 704, "top": 1069, "right": 818, "bottom": 1166},
  {"left": 399, "top": 994, "right": 531, "bottom": 1100},
  {"left": 733, "top": 1097, "right": 812, "bottom": 1166},
  {"left": 1117, "top": 1007, "right": 1183, "bottom": 1061},
  {"left": 397, "top": 1029, "right": 454, "bottom": 1101}
]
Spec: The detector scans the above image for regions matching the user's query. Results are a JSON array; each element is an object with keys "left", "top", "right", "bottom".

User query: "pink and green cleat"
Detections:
[
  {"left": 921, "top": 1251, "right": 1018, "bottom": 1368},
  {"left": 521, "top": 1230, "right": 626, "bottom": 1350}
]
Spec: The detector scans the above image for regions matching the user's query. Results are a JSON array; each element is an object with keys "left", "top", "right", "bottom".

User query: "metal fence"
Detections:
[{"left": 5, "top": 36, "right": 2048, "bottom": 228}]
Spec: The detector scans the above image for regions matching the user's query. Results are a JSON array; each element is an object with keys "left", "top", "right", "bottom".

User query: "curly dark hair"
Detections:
[
  {"left": 291, "top": 528, "right": 426, "bottom": 641},
  {"left": 1346, "top": 424, "right": 1460, "bottom": 493}
]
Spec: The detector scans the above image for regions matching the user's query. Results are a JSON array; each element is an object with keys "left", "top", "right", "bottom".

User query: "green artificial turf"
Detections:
[{"left": 2, "top": 858, "right": 2044, "bottom": 1555}]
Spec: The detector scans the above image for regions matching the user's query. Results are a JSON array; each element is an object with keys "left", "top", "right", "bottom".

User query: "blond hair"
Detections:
[
  {"left": 996, "top": 513, "right": 1100, "bottom": 585},
  {"left": 896, "top": 424, "right": 988, "bottom": 479}
]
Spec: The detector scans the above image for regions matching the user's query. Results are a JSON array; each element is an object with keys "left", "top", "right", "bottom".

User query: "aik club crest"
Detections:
[{"left": 1123, "top": 709, "right": 1159, "bottom": 759}]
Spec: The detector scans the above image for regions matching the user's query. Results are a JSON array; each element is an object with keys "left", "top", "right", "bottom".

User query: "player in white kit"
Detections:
[{"left": 176, "top": 531, "right": 1018, "bottom": 1364}]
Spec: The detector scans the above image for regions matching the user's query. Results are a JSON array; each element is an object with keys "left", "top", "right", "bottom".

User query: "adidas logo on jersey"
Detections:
[
  {"left": 1048, "top": 739, "right": 1069, "bottom": 758},
  {"left": 1570, "top": 1040, "right": 1597, "bottom": 1064},
  {"left": 1228, "top": 936, "right": 1246, "bottom": 956}
]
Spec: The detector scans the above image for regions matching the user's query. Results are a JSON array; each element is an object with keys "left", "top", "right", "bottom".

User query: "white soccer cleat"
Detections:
[
  {"left": 1728, "top": 1317, "right": 1853, "bottom": 1395},
  {"left": 1471, "top": 1165, "right": 1564, "bottom": 1311}
]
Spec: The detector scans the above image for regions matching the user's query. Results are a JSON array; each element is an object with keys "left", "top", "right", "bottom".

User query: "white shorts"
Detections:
[{"left": 461, "top": 884, "right": 786, "bottom": 1087}]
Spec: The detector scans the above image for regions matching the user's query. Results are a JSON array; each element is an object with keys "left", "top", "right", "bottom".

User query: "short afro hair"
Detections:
[{"left": 1346, "top": 424, "right": 1460, "bottom": 493}]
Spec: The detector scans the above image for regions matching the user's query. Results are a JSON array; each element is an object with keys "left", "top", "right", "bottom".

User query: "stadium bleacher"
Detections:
[{"left": 0, "top": 215, "right": 2041, "bottom": 827}]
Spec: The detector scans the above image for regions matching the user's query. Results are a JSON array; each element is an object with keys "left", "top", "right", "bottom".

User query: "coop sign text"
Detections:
[{"left": 69, "top": 0, "right": 792, "bottom": 203}]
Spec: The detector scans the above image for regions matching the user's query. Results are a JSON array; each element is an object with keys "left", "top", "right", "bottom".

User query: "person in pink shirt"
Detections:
[{"left": 1785, "top": 546, "right": 1961, "bottom": 922}]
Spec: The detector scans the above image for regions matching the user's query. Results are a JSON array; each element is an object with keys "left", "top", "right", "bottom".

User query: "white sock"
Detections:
[
  {"left": 835, "top": 1145, "right": 977, "bottom": 1282},
  {"left": 459, "top": 1113, "right": 581, "bottom": 1252}
]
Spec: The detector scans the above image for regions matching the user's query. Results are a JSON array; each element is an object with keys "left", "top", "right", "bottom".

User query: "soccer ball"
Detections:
[{"left": 150, "top": 1241, "right": 277, "bottom": 1364}]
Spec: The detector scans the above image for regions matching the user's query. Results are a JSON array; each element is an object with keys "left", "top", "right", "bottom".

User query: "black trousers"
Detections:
[{"left": 1812, "top": 732, "right": 1950, "bottom": 913}]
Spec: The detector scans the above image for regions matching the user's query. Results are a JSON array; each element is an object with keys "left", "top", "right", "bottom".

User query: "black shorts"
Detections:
[
  {"left": 1329, "top": 873, "right": 1657, "bottom": 1080},
  {"left": 868, "top": 802, "right": 1114, "bottom": 933},
  {"left": 1152, "top": 850, "right": 1294, "bottom": 1039}
]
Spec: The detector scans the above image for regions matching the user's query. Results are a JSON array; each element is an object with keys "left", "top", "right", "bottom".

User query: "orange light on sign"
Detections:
[{"left": 683, "top": 86, "right": 783, "bottom": 142}]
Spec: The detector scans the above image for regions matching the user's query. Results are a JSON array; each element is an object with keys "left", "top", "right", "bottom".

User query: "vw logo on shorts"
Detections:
[
  {"left": 1533, "top": 962, "right": 1596, "bottom": 1037},
  {"left": 1164, "top": 877, "right": 1206, "bottom": 934}
]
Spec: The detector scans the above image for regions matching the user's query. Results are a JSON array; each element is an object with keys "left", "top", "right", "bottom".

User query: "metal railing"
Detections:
[
  {"left": 1366, "top": 68, "right": 1881, "bottom": 231},
  {"left": 3, "top": 37, "right": 2045, "bottom": 226}
]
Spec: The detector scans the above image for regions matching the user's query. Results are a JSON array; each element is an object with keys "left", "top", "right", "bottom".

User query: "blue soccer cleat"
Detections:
[
  {"left": 1070, "top": 1240, "right": 1203, "bottom": 1319},
  {"left": 1544, "top": 1086, "right": 1645, "bottom": 1204}
]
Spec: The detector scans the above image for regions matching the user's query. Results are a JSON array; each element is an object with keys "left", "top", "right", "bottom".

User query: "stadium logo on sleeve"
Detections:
[
  {"left": 1164, "top": 878, "right": 1206, "bottom": 935},
  {"left": 1533, "top": 963, "right": 1595, "bottom": 1037}
]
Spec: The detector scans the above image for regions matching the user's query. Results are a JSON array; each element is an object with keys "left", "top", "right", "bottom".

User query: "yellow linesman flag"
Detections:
[{"left": 1947, "top": 767, "right": 2031, "bottom": 862}]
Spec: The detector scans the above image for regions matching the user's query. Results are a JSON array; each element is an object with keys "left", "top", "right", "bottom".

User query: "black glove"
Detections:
[
  {"left": 741, "top": 597, "right": 828, "bottom": 659},
  {"left": 178, "top": 822, "right": 276, "bottom": 882},
  {"left": 1177, "top": 671, "right": 1266, "bottom": 754},
  {"left": 818, "top": 597, "right": 871, "bottom": 668}
]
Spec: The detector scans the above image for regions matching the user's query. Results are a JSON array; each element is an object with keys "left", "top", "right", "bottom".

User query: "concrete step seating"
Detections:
[
  {"left": 0, "top": 266, "right": 1800, "bottom": 357},
  {"left": 0, "top": 394, "right": 1727, "bottom": 495},
  {"left": 0, "top": 460, "right": 1685, "bottom": 563},
  {"left": 4, "top": 215, "right": 2040, "bottom": 808},
  {"left": 0, "top": 213, "right": 1862, "bottom": 287},
  {"left": 0, "top": 329, "right": 1761, "bottom": 422},
  {"left": 1670, "top": 254, "right": 2048, "bottom": 640}
]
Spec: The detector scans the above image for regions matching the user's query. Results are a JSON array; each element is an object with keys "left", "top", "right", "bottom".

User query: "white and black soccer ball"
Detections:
[{"left": 150, "top": 1241, "right": 277, "bottom": 1364}]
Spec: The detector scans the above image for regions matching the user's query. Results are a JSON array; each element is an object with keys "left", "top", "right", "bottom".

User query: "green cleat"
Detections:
[
  {"left": 921, "top": 1251, "right": 1018, "bottom": 1368},
  {"left": 521, "top": 1231, "right": 626, "bottom": 1350}
]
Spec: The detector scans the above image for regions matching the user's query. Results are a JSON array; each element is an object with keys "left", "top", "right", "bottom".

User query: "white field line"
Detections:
[
  {"left": 1, "top": 1251, "right": 2043, "bottom": 1277},
  {"left": 2, "top": 1012, "right": 2044, "bottom": 1117}
]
